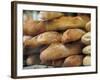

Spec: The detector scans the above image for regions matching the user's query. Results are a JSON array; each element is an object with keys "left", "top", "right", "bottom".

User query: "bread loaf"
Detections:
[
  {"left": 63, "top": 55, "right": 83, "bottom": 67},
  {"left": 81, "top": 32, "right": 91, "bottom": 45},
  {"left": 40, "top": 42, "right": 82, "bottom": 62},
  {"left": 62, "top": 29, "right": 85, "bottom": 43}
]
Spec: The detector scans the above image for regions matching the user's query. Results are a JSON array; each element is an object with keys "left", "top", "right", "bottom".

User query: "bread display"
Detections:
[{"left": 23, "top": 11, "right": 91, "bottom": 68}]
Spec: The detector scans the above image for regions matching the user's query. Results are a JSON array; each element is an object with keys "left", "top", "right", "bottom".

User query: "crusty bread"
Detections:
[
  {"left": 24, "top": 31, "right": 62, "bottom": 48},
  {"left": 45, "top": 16, "right": 86, "bottom": 31},
  {"left": 62, "top": 29, "right": 85, "bottom": 43},
  {"left": 63, "top": 55, "right": 83, "bottom": 67},
  {"left": 81, "top": 32, "right": 91, "bottom": 45},
  {"left": 40, "top": 42, "right": 82, "bottom": 62},
  {"left": 83, "top": 56, "right": 91, "bottom": 66}
]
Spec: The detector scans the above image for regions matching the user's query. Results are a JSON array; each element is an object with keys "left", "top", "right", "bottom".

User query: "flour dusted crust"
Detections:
[
  {"left": 81, "top": 32, "right": 91, "bottom": 45},
  {"left": 83, "top": 56, "right": 91, "bottom": 66},
  {"left": 82, "top": 45, "right": 91, "bottom": 55}
]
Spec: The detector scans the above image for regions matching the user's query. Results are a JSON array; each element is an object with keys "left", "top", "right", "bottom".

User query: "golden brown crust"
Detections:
[
  {"left": 23, "top": 19, "right": 46, "bottom": 36},
  {"left": 45, "top": 16, "right": 86, "bottom": 31},
  {"left": 23, "top": 12, "right": 91, "bottom": 67},
  {"left": 63, "top": 55, "right": 83, "bottom": 67},
  {"left": 62, "top": 29, "right": 85, "bottom": 43},
  {"left": 40, "top": 43, "right": 67, "bottom": 61},
  {"left": 37, "top": 31, "right": 62, "bottom": 44},
  {"left": 24, "top": 31, "right": 62, "bottom": 48},
  {"left": 40, "top": 42, "right": 82, "bottom": 62}
]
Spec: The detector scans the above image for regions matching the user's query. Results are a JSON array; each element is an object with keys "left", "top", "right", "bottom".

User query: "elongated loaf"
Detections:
[
  {"left": 45, "top": 16, "right": 86, "bottom": 31},
  {"left": 24, "top": 31, "right": 62, "bottom": 48},
  {"left": 24, "top": 16, "right": 87, "bottom": 36},
  {"left": 40, "top": 42, "right": 83, "bottom": 62}
]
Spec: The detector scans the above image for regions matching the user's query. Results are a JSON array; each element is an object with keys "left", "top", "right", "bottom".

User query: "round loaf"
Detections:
[
  {"left": 81, "top": 32, "right": 91, "bottom": 45},
  {"left": 83, "top": 56, "right": 91, "bottom": 66},
  {"left": 82, "top": 45, "right": 91, "bottom": 55}
]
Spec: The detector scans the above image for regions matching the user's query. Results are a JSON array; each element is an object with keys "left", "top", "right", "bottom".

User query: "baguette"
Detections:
[
  {"left": 40, "top": 42, "right": 82, "bottom": 62},
  {"left": 24, "top": 31, "right": 62, "bottom": 48},
  {"left": 45, "top": 16, "right": 86, "bottom": 31}
]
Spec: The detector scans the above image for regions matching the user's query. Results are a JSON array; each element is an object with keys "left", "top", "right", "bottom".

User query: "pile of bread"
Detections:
[{"left": 23, "top": 11, "right": 91, "bottom": 67}]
